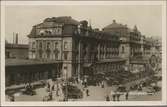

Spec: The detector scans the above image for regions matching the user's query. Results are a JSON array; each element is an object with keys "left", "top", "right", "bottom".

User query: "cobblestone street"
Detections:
[{"left": 6, "top": 80, "right": 162, "bottom": 102}]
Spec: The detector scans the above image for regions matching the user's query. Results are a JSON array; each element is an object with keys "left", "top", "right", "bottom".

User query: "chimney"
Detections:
[
  {"left": 15, "top": 33, "right": 18, "bottom": 44},
  {"left": 13, "top": 32, "right": 15, "bottom": 44},
  {"left": 113, "top": 20, "right": 116, "bottom": 23}
]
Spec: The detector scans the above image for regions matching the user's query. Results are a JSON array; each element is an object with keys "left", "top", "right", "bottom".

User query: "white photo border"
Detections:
[{"left": 1, "top": 0, "right": 167, "bottom": 106}]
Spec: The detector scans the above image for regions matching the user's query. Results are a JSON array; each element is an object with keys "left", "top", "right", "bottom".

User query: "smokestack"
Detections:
[
  {"left": 15, "top": 33, "right": 18, "bottom": 44},
  {"left": 13, "top": 32, "right": 15, "bottom": 44}
]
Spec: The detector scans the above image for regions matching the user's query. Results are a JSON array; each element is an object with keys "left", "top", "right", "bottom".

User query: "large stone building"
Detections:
[
  {"left": 27, "top": 17, "right": 127, "bottom": 80},
  {"left": 27, "top": 16, "right": 161, "bottom": 80},
  {"left": 103, "top": 20, "right": 161, "bottom": 73}
]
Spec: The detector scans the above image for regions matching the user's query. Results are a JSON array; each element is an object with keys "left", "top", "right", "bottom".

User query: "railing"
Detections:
[{"left": 130, "top": 56, "right": 148, "bottom": 64}]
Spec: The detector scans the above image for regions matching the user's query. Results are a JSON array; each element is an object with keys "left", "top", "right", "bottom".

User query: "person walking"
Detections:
[
  {"left": 116, "top": 93, "right": 120, "bottom": 101},
  {"left": 48, "top": 91, "right": 53, "bottom": 101},
  {"left": 84, "top": 77, "right": 87, "bottom": 88},
  {"left": 55, "top": 83, "right": 59, "bottom": 96},
  {"left": 125, "top": 91, "right": 129, "bottom": 100},
  {"left": 101, "top": 81, "right": 104, "bottom": 88},
  {"left": 111, "top": 90, "right": 115, "bottom": 101},
  {"left": 86, "top": 88, "right": 89, "bottom": 96},
  {"left": 112, "top": 94, "right": 116, "bottom": 101},
  {"left": 106, "top": 95, "right": 110, "bottom": 101},
  {"left": 9, "top": 95, "right": 15, "bottom": 102}
]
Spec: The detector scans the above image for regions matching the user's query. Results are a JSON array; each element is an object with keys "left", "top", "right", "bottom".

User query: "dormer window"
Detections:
[
  {"left": 54, "top": 28, "right": 62, "bottom": 35},
  {"left": 39, "top": 30, "right": 45, "bottom": 36}
]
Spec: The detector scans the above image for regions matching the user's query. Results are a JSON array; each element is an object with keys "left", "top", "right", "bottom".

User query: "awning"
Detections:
[
  {"left": 6, "top": 58, "right": 62, "bottom": 66},
  {"left": 83, "top": 63, "right": 92, "bottom": 67},
  {"left": 97, "top": 57, "right": 126, "bottom": 63}
]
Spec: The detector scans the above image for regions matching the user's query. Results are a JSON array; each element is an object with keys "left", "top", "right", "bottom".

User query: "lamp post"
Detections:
[{"left": 64, "top": 68, "right": 68, "bottom": 101}]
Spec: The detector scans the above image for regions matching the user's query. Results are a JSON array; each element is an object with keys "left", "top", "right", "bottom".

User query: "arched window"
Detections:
[
  {"left": 39, "top": 42, "right": 42, "bottom": 49},
  {"left": 39, "top": 42, "right": 43, "bottom": 58},
  {"left": 64, "top": 52, "right": 68, "bottom": 60},
  {"left": 54, "top": 42, "right": 59, "bottom": 60},
  {"left": 55, "top": 42, "right": 58, "bottom": 49},
  {"left": 46, "top": 42, "right": 51, "bottom": 59},
  {"left": 54, "top": 49, "right": 59, "bottom": 60},
  {"left": 47, "top": 42, "right": 50, "bottom": 50},
  {"left": 32, "top": 42, "right": 35, "bottom": 49}
]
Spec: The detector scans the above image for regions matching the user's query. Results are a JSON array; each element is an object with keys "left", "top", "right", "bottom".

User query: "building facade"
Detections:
[
  {"left": 27, "top": 17, "right": 127, "bottom": 80},
  {"left": 27, "top": 16, "right": 161, "bottom": 82},
  {"left": 103, "top": 20, "right": 161, "bottom": 74},
  {"left": 5, "top": 59, "right": 62, "bottom": 87},
  {"left": 5, "top": 42, "right": 28, "bottom": 59}
]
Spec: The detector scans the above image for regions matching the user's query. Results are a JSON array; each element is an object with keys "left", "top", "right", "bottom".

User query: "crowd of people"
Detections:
[
  {"left": 107, "top": 91, "right": 129, "bottom": 101},
  {"left": 6, "top": 73, "right": 161, "bottom": 102},
  {"left": 42, "top": 79, "right": 66, "bottom": 101}
]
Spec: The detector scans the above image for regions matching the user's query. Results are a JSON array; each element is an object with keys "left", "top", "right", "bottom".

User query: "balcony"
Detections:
[
  {"left": 29, "top": 48, "right": 36, "bottom": 52},
  {"left": 130, "top": 56, "right": 148, "bottom": 64}
]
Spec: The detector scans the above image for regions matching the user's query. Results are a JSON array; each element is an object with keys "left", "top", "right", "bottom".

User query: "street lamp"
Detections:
[{"left": 64, "top": 68, "right": 68, "bottom": 101}]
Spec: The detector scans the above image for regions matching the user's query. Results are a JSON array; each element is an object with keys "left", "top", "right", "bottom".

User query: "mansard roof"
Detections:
[
  {"left": 6, "top": 59, "right": 61, "bottom": 66},
  {"left": 43, "top": 16, "right": 79, "bottom": 25},
  {"left": 103, "top": 20, "right": 127, "bottom": 29},
  {"left": 28, "top": 16, "right": 79, "bottom": 38}
]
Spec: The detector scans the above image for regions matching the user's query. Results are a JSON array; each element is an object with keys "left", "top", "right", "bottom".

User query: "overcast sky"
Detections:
[{"left": 5, "top": 5, "right": 162, "bottom": 44}]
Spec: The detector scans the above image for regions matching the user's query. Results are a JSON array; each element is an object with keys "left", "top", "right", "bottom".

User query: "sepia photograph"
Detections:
[{"left": 1, "top": 0, "right": 167, "bottom": 106}]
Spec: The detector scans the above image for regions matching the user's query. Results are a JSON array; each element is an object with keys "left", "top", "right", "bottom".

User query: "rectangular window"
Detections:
[
  {"left": 54, "top": 50, "right": 59, "bottom": 60},
  {"left": 64, "top": 52, "right": 68, "bottom": 60},
  {"left": 64, "top": 42, "right": 68, "bottom": 50},
  {"left": 122, "top": 46, "right": 125, "bottom": 53}
]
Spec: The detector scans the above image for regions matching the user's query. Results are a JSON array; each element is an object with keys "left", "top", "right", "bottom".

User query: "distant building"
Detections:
[
  {"left": 5, "top": 43, "right": 28, "bottom": 59},
  {"left": 5, "top": 59, "right": 61, "bottom": 87},
  {"left": 103, "top": 20, "right": 161, "bottom": 73},
  {"left": 5, "top": 34, "right": 28, "bottom": 59}
]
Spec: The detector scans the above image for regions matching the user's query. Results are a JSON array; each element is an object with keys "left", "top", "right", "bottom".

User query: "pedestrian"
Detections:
[
  {"left": 56, "top": 88, "right": 59, "bottom": 96},
  {"left": 101, "top": 81, "right": 104, "bottom": 88},
  {"left": 116, "top": 93, "right": 120, "bottom": 101},
  {"left": 106, "top": 95, "right": 110, "bottom": 101},
  {"left": 9, "top": 95, "right": 15, "bottom": 102},
  {"left": 84, "top": 81, "right": 87, "bottom": 88},
  {"left": 24, "top": 83, "right": 28, "bottom": 89},
  {"left": 125, "top": 91, "right": 129, "bottom": 100},
  {"left": 48, "top": 91, "right": 53, "bottom": 101},
  {"left": 112, "top": 94, "right": 116, "bottom": 101},
  {"left": 84, "top": 77, "right": 87, "bottom": 88},
  {"left": 86, "top": 88, "right": 89, "bottom": 96}
]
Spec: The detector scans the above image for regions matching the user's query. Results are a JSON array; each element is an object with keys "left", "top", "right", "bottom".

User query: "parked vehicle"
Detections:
[
  {"left": 144, "top": 87, "right": 156, "bottom": 95},
  {"left": 117, "top": 86, "right": 127, "bottom": 92},
  {"left": 62, "top": 85, "right": 83, "bottom": 99},
  {"left": 22, "top": 89, "right": 36, "bottom": 96}
]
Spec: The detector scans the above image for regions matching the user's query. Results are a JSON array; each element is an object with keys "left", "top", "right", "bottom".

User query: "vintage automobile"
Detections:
[
  {"left": 117, "top": 86, "right": 127, "bottom": 92},
  {"left": 22, "top": 84, "right": 36, "bottom": 96},
  {"left": 63, "top": 85, "right": 83, "bottom": 99},
  {"left": 143, "top": 86, "right": 156, "bottom": 95},
  {"left": 22, "top": 89, "right": 36, "bottom": 96}
]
